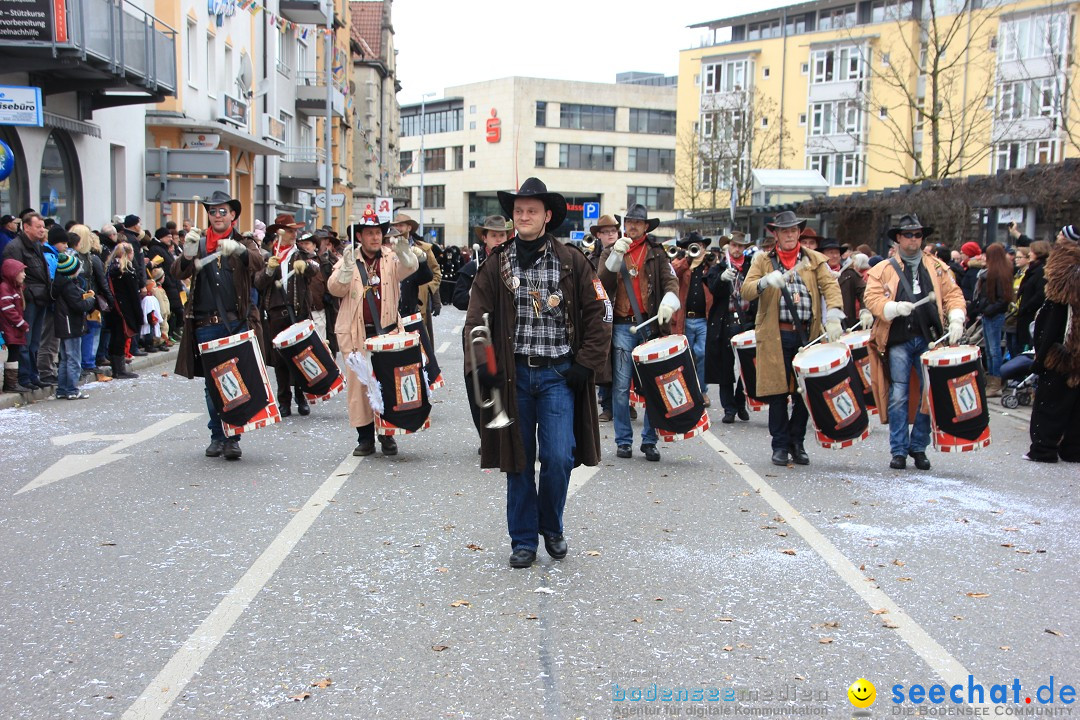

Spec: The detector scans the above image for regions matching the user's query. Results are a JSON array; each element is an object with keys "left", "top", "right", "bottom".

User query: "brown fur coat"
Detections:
[{"left": 1041, "top": 241, "right": 1080, "bottom": 386}]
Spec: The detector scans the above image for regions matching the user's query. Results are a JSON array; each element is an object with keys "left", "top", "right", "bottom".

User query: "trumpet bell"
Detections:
[{"left": 486, "top": 410, "right": 513, "bottom": 429}]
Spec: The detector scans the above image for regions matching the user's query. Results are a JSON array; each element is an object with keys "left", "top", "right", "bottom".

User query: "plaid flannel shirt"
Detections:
[
  {"left": 778, "top": 270, "right": 813, "bottom": 325},
  {"left": 505, "top": 241, "right": 570, "bottom": 358}
]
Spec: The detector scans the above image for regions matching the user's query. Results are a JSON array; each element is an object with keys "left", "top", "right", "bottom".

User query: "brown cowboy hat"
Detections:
[
  {"left": 589, "top": 213, "right": 619, "bottom": 236},
  {"left": 728, "top": 230, "right": 752, "bottom": 246},
  {"left": 766, "top": 210, "right": 807, "bottom": 232},
  {"left": 266, "top": 213, "right": 305, "bottom": 236},
  {"left": 473, "top": 215, "right": 513, "bottom": 241},
  {"left": 390, "top": 213, "right": 420, "bottom": 233}
]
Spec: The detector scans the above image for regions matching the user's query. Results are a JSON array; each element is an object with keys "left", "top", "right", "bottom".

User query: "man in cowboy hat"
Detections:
[
  {"left": 172, "top": 190, "right": 266, "bottom": 460},
  {"left": 706, "top": 230, "right": 756, "bottom": 423},
  {"left": 586, "top": 213, "right": 622, "bottom": 422},
  {"left": 864, "top": 213, "right": 966, "bottom": 471},
  {"left": 464, "top": 177, "right": 611, "bottom": 568},
  {"left": 255, "top": 213, "right": 318, "bottom": 418},
  {"left": 816, "top": 237, "right": 844, "bottom": 274},
  {"left": 392, "top": 225, "right": 434, "bottom": 328},
  {"left": 670, "top": 231, "right": 715, "bottom": 407},
  {"left": 598, "top": 203, "right": 681, "bottom": 462},
  {"left": 743, "top": 210, "right": 845, "bottom": 466},
  {"left": 390, "top": 213, "right": 441, "bottom": 337},
  {"left": 329, "top": 215, "right": 423, "bottom": 457}
]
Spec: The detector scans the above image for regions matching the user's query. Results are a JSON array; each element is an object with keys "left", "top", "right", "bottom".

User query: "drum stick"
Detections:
[
  {"left": 910, "top": 291, "right": 936, "bottom": 309},
  {"left": 928, "top": 331, "right": 951, "bottom": 350},
  {"left": 631, "top": 314, "right": 660, "bottom": 335},
  {"left": 800, "top": 331, "right": 829, "bottom": 350},
  {"left": 193, "top": 195, "right": 203, "bottom": 233}
]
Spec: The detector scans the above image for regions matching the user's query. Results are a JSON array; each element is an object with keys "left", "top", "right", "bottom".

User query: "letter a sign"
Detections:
[{"left": 375, "top": 196, "right": 393, "bottom": 223}]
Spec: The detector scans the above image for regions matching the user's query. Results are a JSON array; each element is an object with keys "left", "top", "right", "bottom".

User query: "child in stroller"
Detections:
[{"left": 999, "top": 350, "right": 1037, "bottom": 409}]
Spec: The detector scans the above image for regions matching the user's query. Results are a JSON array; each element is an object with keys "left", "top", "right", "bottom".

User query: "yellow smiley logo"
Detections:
[{"left": 848, "top": 678, "right": 876, "bottom": 708}]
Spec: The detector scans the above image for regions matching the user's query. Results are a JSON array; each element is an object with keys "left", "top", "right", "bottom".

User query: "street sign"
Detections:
[
  {"left": 583, "top": 202, "right": 599, "bottom": 221},
  {"left": 145, "top": 177, "right": 230, "bottom": 202},
  {"left": 0, "top": 86, "right": 43, "bottom": 127},
  {"left": 146, "top": 149, "right": 230, "bottom": 176},
  {"left": 374, "top": 196, "right": 393, "bottom": 223},
  {"left": 314, "top": 192, "right": 346, "bottom": 209},
  {"left": 570, "top": 231, "right": 585, "bottom": 242},
  {"left": 161, "top": 202, "right": 172, "bottom": 217}
]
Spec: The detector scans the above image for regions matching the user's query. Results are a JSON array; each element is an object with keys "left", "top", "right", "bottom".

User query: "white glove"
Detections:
[
  {"left": 825, "top": 309, "right": 845, "bottom": 342},
  {"left": 341, "top": 243, "right": 356, "bottom": 268},
  {"left": 858, "top": 308, "right": 874, "bottom": 329},
  {"left": 948, "top": 309, "right": 965, "bottom": 345},
  {"left": 393, "top": 237, "right": 419, "bottom": 271},
  {"left": 613, "top": 237, "right": 631, "bottom": 255},
  {"left": 183, "top": 230, "right": 200, "bottom": 259},
  {"left": 293, "top": 260, "right": 308, "bottom": 275},
  {"left": 883, "top": 301, "right": 914, "bottom": 321},
  {"left": 218, "top": 238, "right": 244, "bottom": 257},
  {"left": 720, "top": 267, "right": 737, "bottom": 283},
  {"left": 411, "top": 246, "right": 426, "bottom": 260},
  {"left": 759, "top": 270, "right": 785, "bottom": 291},
  {"left": 657, "top": 291, "right": 680, "bottom": 325}
]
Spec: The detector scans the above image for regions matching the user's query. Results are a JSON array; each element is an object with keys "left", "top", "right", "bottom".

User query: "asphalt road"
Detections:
[{"left": 0, "top": 307, "right": 1075, "bottom": 720}]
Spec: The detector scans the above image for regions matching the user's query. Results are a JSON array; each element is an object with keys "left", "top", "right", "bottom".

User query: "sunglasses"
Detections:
[
  {"left": 207, "top": 208, "right": 231, "bottom": 217},
  {"left": 900, "top": 231, "right": 923, "bottom": 239}
]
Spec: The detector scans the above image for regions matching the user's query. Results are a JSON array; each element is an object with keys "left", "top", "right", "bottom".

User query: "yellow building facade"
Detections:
[{"left": 677, "top": 0, "right": 1080, "bottom": 212}]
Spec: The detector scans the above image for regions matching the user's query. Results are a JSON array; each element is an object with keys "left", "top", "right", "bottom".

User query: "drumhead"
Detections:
[
  {"left": 793, "top": 343, "right": 850, "bottom": 376},
  {"left": 401, "top": 312, "right": 423, "bottom": 326},
  {"left": 272, "top": 320, "right": 316, "bottom": 350},
  {"left": 921, "top": 344, "right": 982, "bottom": 367},
  {"left": 840, "top": 330, "right": 870, "bottom": 349},
  {"left": 730, "top": 330, "right": 756, "bottom": 348},
  {"left": 197, "top": 329, "right": 256, "bottom": 353},
  {"left": 365, "top": 331, "right": 421, "bottom": 352},
  {"left": 632, "top": 334, "right": 689, "bottom": 364}
]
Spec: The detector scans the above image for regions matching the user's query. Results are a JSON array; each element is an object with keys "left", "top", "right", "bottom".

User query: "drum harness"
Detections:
[
  {"left": 888, "top": 258, "right": 943, "bottom": 342},
  {"left": 356, "top": 260, "right": 384, "bottom": 337},
  {"left": 196, "top": 243, "right": 242, "bottom": 342},
  {"left": 771, "top": 254, "right": 808, "bottom": 347},
  {"left": 620, "top": 260, "right": 655, "bottom": 343}
]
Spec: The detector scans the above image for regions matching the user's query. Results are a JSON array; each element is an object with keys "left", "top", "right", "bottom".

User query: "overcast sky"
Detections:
[{"left": 392, "top": 0, "right": 785, "bottom": 105}]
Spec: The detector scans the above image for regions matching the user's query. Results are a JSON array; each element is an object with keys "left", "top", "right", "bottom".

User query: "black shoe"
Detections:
[
  {"left": 629, "top": 406, "right": 638, "bottom": 420},
  {"left": 205, "top": 440, "right": 224, "bottom": 458},
  {"left": 296, "top": 393, "right": 310, "bottom": 416},
  {"left": 223, "top": 438, "right": 242, "bottom": 460},
  {"left": 353, "top": 440, "right": 375, "bottom": 456},
  {"left": 130, "top": 348, "right": 147, "bottom": 357},
  {"left": 771, "top": 448, "right": 790, "bottom": 466},
  {"left": 737, "top": 407, "right": 750, "bottom": 421},
  {"left": 890, "top": 455, "right": 907, "bottom": 470},
  {"left": 641, "top": 444, "right": 660, "bottom": 462},
  {"left": 789, "top": 442, "right": 810, "bottom": 465},
  {"left": 379, "top": 435, "right": 398, "bottom": 456},
  {"left": 616, "top": 444, "right": 632, "bottom": 459},
  {"left": 544, "top": 534, "right": 568, "bottom": 560},
  {"left": 279, "top": 404, "right": 292, "bottom": 417},
  {"left": 722, "top": 412, "right": 736, "bottom": 424},
  {"left": 509, "top": 548, "right": 537, "bottom": 568},
  {"left": 909, "top": 451, "right": 931, "bottom": 470}
]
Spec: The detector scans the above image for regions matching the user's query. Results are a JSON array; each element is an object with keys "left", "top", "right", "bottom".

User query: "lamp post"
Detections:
[
  {"left": 418, "top": 91, "right": 436, "bottom": 239},
  {"left": 323, "top": 0, "right": 333, "bottom": 231}
]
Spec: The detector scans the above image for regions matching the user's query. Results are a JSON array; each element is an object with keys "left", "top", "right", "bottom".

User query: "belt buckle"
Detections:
[{"left": 527, "top": 356, "right": 543, "bottom": 368}]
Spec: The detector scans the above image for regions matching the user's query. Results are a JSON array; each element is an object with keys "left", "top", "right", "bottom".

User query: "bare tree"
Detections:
[{"left": 673, "top": 127, "right": 704, "bottom": 213}]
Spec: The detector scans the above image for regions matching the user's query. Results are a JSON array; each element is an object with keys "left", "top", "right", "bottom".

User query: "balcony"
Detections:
[
  {"left": 1, "top": 0, "right": 177, "bottom": 111},
  {"left": 295, "top": 71, "right": 346, "bottom": 118},
  {"left": 279, "top": 146, "right": 328, "bottom": 189},
  {"left": 279, "top": 0, "right": 330, "bottom": 26}
]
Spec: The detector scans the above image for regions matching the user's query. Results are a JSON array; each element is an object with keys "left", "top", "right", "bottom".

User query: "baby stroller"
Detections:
[{"left": 999, "top": 350, "right": 1037, "bottom": 409}]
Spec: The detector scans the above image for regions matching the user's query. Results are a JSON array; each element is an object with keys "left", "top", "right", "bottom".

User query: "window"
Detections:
[
  {"left": 810, "top": 46, "right": 866, "bottom": 83},
  {"left": 702, "top": 59, "right": 749, "bottom": 94},
  {"left": 628, "top": 109, "right": 676, "bottom": 135},
  {"left": 223, "top": 44, "right": 233, "bottom": 87},
  {"left": 700, "top": 110, "right": 745, "bottom": 142},
  {"left": 808, "top": 152, "right": 864, "bottom": 186},
  {"left": 536, "top": 101, "right": 547, "bottom": 126},
  {"left": 535, "top": 142, "right": 546, "bottom": 167},
  {"left": 817, "top": 5, "right": 856, "bottom": 30},
  {"left": 422, "top": 148, "right": 446, "bottom": 172},
  {"left": 785, "top": 14, "right": 808, "bottom": 35},
  {"left": 763, "top": 67, "right": 771, "bottom": 78},
  {"left": 870, "top": 0, "right": 912, "bottom": 22},
  {"left": 206, "top": 33, "right": 216, "bottom": 96},
  {"left": 469, "top": 104, "right": 476, "bottom": 114},
  {"left": 469, "top": 121, "right": 476, "bottom": 130},
  {"left": 559, "top": 144, "right": 614, "bottom": 170},
  {"left": 999, "top": 12, "right": 1070, "bottom": 63},
  {"left": 627, "top": 148, "right": 675, "bottom": 173},
  {"left": 299, "top": 121, "right": 312, "bottom": 152},
  {"left": 422, "top": 185, "right": 445, "bottom": 209},
  {"left": 399, "top": 151, "right": 412, "bottom": 173},
  {"left": 39, "top": 130, "right": 81, "bottom": 222},
  {"left": 760, "top": 117, "right": 769, "bottom": 128},
  {"left": 469, "top": 145, "right": 476, "bottom": 152},
  {"left": 186, "top": 20, "right": 198, "bottom": 87},
  {"left": 559, "top": 104, "right": 616, "bottom": 131},
  {"left": 453, "top": 146, "right": 463, "bottom": 170},
  {"left": 799, "top": 113, "right": 807, "bottom": 125},
  {"left": 801, "top": 62, "right": 810, "bottom": 75},
  {"left": 275, "top": 28, "right": 290, "bottom": 75},
  {"left": 297, "top": 38, "right": 309, "bottom": 74},
  {"left": 626, "top": 186, "right": 675, "bottom": 212},
  {"left": 279, "top": 110, "right": 293, "bottom": 147},
  {"left": 747, "top": 18, "right": 781, "bottom": 40},
  {"left": 469, "top": 160, "right": 476, "bottom": 169},
  {"left": 993, "top": 140, "right": 1059, "bottom": 172},
  {"left": 997, "top": 79, "right": 1060, "bottom": 121},
  {"left": 399, "top": 107, "right": 464, "bottom": 136}
]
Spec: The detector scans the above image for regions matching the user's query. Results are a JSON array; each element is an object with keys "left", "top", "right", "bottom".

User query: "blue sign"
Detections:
[
  {"left": 0, "top": 86, "right": 44, "bottom": 127},
  {"left": 569, "top": 230, "right": 585, "bottom": 242},
  {"left": 583, "top": 202, "right": 600, "bottom": 221},
  {"left": 0, "top": 140, "right": 14, "bottom": 183}
]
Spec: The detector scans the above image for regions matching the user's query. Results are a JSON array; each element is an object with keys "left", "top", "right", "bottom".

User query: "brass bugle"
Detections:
[
  {"left": 468, "top": 312, "right": 512, "bottom": 429},
  {"left": 666, "top": 245, "right": 679, "bottom": 259},
  {"left": 581, "top": 234, "right": 596, "bottom": 254},
  {"left": 687, "top": 243, "right": 703, "bottom": 258}
]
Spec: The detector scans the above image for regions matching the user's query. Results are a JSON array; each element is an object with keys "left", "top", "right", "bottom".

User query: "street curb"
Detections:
[{"left": 0, "top": 348, "right": 180, "bottom": 411}]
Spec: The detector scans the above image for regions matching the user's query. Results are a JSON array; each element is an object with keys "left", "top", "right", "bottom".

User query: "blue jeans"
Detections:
[
  {"left": 598, "top": 383, "right": 611, "bottom": 413},
  {"left": 194, "top": 321, "right": 246, "bottom": 442},
  {"left": 982, "top": 313, "right": 1005, "bottom": 377},
  {"left": 81, "top": 320, "right": 101, "bottom": 370},
  {"left": 612, "top": 323, "right": 657, "bottom": 447},
  {"left": 887, "top": 337, "right": 932, "bottom": 457},
  {"left": 506, "top": 358, "right": 576, "bottom": 551},
  {"left": 684, "top": 317, "right": 708, "bottom": 396},
  {"left": 57, "top": 337, "right": 83, "bottom": 396},
  {"left": 17, "top": 302, "right": 45, "bottom": 386}
]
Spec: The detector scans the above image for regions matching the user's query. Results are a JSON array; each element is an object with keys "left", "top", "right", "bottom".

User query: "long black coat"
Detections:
[
  {"left": 1015, "top": 261, "right": 1045, "bottom": 348},
  {"left": 2, "top": 232, "right": 50, "bottom": 306},
  {"left": 704, "top": 260, "right": 756, "bottom": 385}
]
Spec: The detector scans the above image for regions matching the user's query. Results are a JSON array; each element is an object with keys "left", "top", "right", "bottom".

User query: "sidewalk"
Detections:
[{"left": 0, "top": 348, "right": 179, "bottom": 411}]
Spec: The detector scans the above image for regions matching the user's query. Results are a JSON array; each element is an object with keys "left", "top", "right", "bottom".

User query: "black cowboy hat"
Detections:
[
  {"left": 766, "top": 210, "right": 807, "bottom": 231},
  {"left": 676, "top": 230, "right": 713, "bottom": 249},
  {"left": 816, "top": 237, "right": 842, "bottom": 251},
  {"left": 497, "top": 177, "right": 566, "bottom": 232},
  {"left": 616, "top": 203, "right": 661, "bottom": 233},
  {"left": 887, "top": 213, "right": 934, "bottom": 241},
  {"left": 348, "top": 214, "right": 390, "bottom": 237},
  {"left": 473, "top": 215, "right": 513, "bottom": 242},
  {"left": 201, "top": 190, "right": 242, "bottom": 219}
]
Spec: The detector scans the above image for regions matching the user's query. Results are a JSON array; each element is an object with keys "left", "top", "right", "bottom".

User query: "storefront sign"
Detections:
[
  {"left": 221, "top": 93, "right": 248, "bottom": 128},
  {"left": 181, "top": 132, "right": 221, "bottom": 150},
  {"left": 375, "top": 196, "right": 393, "bottom": 223},
  {"left": 262, "top": 116, "right": 285, "bottom": 145},
  {"left": 0, "top": 85, "right": 44, "bottom": 127},
  {"left": 0, "top": 0, "right": 67, "bottom": 43},
  {"left": 485, "top": 108, "right": 501, "bottom": 144}
]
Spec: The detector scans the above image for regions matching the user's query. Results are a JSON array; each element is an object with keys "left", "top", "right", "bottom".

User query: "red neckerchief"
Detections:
[
  {"left": 272, "top": 240, "right": 295, "bottom": 264},
  {"left": 729, "top": 254, "right": 745, "bottom": 271},
  {"left": 829, "top": 261, "right": 842, "bottom": 272},
  {"left": 206, "top": 225, "right": 232, "bottom": 254},
  {"left": 626, "top": 235, "right": 649, "bottom": 313},
  {"left": 776, "top": 243, "right": 801, "bottom": 270}
]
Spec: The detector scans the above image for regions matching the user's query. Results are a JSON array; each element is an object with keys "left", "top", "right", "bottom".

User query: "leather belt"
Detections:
[
  {"left": 515, "top": 353, "right": 571, "bottom": 368},
  {"left": 613, "top": 316, "right": 634, "bottom": 324},
  {"left": 194, "top": 311, "right": 238, "bottom": 328},
  {"left": 778, "top": 321, "right": 798, "bottom": 331},
  {"left": 685, "top": 311, "right": 704, "bottom": 318}
]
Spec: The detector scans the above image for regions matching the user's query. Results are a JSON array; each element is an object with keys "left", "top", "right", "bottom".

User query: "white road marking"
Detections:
[
  {"left": 121, "top": 453, "right": 362, "bottom": 720},
  {"left": 16, "top": 413, "right": 200, "bottom": 495},
  {"left": 567, "top": 465, "right": 599, "bottom": 498},
  {"left": 452, "top": 325, "right": 463, "bottom": 333},
  {"left": 702, "top": 431, "right": 990, "bottom": 706},
  {"left": 437, "top": 340, "right": 451, "bottom": 354}
]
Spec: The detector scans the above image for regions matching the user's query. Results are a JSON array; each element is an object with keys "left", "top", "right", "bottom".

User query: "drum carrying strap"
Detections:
[
  {"left": 356, "top": 260, "right": 384, "bottom": 337},
  {"left": 770, "top": 255, "right": 808, "bottom": 346},
  {"left": 198, "top": 245, "right": 240, "bottom": 337},
  {"left": 889, "top": 258, "right": 942, "bottom": 340},
  {"left": 620, "top": 262, "right": 654, "bottom": 342}
]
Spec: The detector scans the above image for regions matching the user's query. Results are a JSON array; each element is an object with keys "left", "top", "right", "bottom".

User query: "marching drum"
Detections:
[
  {"left": 401, "top": 311, "right": 444, "bottom": 390},
  {"left": 792, "top": 343, "right": 870, "bottom": 449},
  {"left": 730, "top": 330, "right": 765, "bottom": 412},
  {"left": 920, "top": 345, "right": 991, "bottom": 452},
  {"left": 272, "top": 319, "right": 344, "bottom": 404},
  {"left": 631, "top": 334, "right": 710, "bottom": 442},
  {"left": 198, "top": 329, "right": 280, "bottom": 436},
  {"left": 840, "top": 329, "right": 878, "bottom": 416},
  {"left": 364, "top": 331, "right": 432, "bottom": 436}
]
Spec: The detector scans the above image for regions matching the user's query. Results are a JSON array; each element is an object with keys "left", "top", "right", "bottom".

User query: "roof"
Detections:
[
  {"left": 752, "top": 169, "right": 829, "bottom": 191},
  {"left": 689, "top": 0, "right": 833, "bottom": 30},
  {"left": 350, "top": 1, "right": 383, "bottom": 58}
]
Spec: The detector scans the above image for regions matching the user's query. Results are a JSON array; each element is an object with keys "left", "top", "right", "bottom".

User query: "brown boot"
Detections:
[{"left": 985, "top": 376, "right": 1002, "bottom": 398}]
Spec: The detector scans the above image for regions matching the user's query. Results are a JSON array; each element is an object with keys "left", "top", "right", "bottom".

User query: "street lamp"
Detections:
[{"left": 418, "top": 91, "right": 436, "bottom": 239}]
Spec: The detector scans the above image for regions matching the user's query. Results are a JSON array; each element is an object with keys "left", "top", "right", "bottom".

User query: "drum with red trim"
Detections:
[
  {"left": 920, "top": 345, "right": 991, "bottom": 452},
  {"left": 792, "top": 342, "right": 870, "bottom": 449},
  {"left": 401, "top": 312, "right": 444, "bottom": 390},
  {"left": 840, "top": 329, "right": 877, "bottom": 416},
  {"left": 364, "top": 331, "right": 432, "bottom": 435},
  {"left": 631, "top": 334, "right": 709, "bottom": 441},
  {"left": 198, "top": 330, "right": 280, "bottom": 436},
  {"left": 272, "top": 320, "right": 344, "bottom": 404},
  {"left": 730, "top": 330, "right": 765, "bottom": 412}
]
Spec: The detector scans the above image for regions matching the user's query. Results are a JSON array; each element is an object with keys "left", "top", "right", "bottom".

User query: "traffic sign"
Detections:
[
  {"left": 314, "top": 192, "right": 346, "bottom": 209},
  {"left": 570, "top": 231, "right": 585, "bottom": 242},
  {"left": 583, "top": 202, "right": 600, "bottom": 221}
]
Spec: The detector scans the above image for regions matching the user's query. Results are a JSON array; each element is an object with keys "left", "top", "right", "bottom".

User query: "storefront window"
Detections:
[
  {"left": 0, "top": 128, "right": 28, "bottom": 217},
  {"left": 39, "top": 130, "right": 81, "bottom": 223}
]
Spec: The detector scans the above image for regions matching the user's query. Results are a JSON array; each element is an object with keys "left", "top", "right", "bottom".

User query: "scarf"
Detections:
[
  {"left": 776, "top": 243, "right": 801, "bottom": 270},
  {"left": 272, "top": 240, "right": 296, "bottom": 265},
  {"left": 515, "top": 235, "right": 547, "bottom": 271},
  {"left": 206, "top": 226, "right": 232, "bottom": 254}
]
